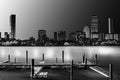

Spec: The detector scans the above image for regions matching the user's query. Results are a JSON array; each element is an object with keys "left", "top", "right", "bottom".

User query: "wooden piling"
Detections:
[
  {"left": 62, "top": 50, "right": 64, "bottom": 63},
  {"left": 109, "top": 64, "right": 113, "bottom": 80},
  {"left": 56, "top": 58, "right": 58, "bottom": 63},
  {"left": 14, "top": 57, "right": 16, "bottom": 63},
  {"left": 31, "top": 59, "right": 34, "bottom": 79},
  {"left": 83, "top": 53, "right": 85, "bottom": 63},
  {"left": 95, "top": 54, "right": 97, "bottom": 65},
  {"left": 26, "top": 50, "right": 28, "bottom": 63},
  {"left": 8, "top": 54, "right": 10, "bottom": 62},
  {"left": 85, "top": 58, "right": 87, "bottom": 69},
  {"left": 70, "top": 60, "right": 73, "bottom": 80},
  {"left": 42, "top": 53, "right": 44, "bottom": 61}
]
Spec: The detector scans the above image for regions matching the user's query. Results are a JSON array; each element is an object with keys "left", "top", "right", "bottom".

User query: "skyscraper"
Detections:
[
  {"left": 38, "top": 30, "right": 47, "bottom": 45},
  {"left": 57, "top": 31, "right": 66, "bottom": 41},
  {"left": 4, "top": 32, "right": 9, "bottom": 40},
  {"left": 90, "top": 15, "right": 99, "bottom": 38},
  {"left": 108, "top": 18, "right": 114, "bottom": 34},
  {"left": 105, "top": 18, "right": 114, "bottom": 40},
  {"left": 54, "top": 32, "right": 57, "bottom": 41},
  {"left": 83, "top": 26, "right": 90, "bottom": 38},
  {"left": 38, "top": 30, "right": 46, "bottom": 41},
  {"left": 10, "top": 14, "right": 16, "bottom": 39}
]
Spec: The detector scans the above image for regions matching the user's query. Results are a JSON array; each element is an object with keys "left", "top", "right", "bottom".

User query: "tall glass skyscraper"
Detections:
[
  {"left": 91, "top": 15, "right": 98, "bottom": 33},
  {"left": 108, "top": 18, "right": 114, "bottom": 34},
  {"left": 90, "top": 15, "right": 99, "bottom": 38},
  {"left": 10, "top": 14, "right": 16, "bottom": 39}
]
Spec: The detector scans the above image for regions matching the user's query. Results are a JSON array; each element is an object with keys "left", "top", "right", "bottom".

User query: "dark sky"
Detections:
[{"left": 0, "top": 0, "right": 120, "bottom": 39}]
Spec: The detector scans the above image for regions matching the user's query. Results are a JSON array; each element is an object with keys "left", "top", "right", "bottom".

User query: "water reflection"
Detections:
[
  {"left": 0, "top": 46, "right": 120, "bottom": 62},
  {"left": 0, "top": 46, "right": 120, "bottom": 76}
]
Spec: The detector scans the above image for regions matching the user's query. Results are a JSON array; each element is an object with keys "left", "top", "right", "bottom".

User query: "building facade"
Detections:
[
  {"left": 90, "top": 15, "right": 99, "bottom": 39},
  {"left": 83, "top": 26, "right": 90, "bottom": 38},
  {"left": 10, "top": 14, "right": 16, "bottom": 39},
  {"left": 57, "top": 31, "right": 66, "bottom": 41},
  {"left": 38, "top": 30, "right": 46, "bottom": 40},
  {"left": 54, "top": 32, "right": 57, "bottom": 41}
]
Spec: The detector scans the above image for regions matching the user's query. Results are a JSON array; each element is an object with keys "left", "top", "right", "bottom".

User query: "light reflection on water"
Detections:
[
  {"left": 0, "top": 46, "right": 120, "bottom": 76},
  {"left": 0, "top": 46, "right": 120, "bottom": 62}
]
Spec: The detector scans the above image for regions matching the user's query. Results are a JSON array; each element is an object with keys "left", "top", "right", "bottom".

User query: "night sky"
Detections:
[{"left": 0, "top": 0, "right": 120, "bottom": 39}]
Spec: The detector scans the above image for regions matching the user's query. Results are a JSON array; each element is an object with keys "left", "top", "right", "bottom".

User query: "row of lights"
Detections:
[
  {"left": 0, "top": 48, "right": 71, "bottom": 61},
  {"left": 0, "top": 47, "right": 119, "bottom": 61}
]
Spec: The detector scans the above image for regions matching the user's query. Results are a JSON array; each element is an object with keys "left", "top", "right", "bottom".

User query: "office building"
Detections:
[
  {"left": 10, "top": 14, "right": 16, "bottom": 39},
  {"left": 4, "top": 32, "right": 9, "bottom": 40},
  {"left": 83, "top": 26, "right": 90, "bottom": 38},
  {"left": 99, "top": 33, "right": 105, "bottom": 41},
  {"left": 38, "top": 30, "right": 46, "bottom": 41},
  {"left": 69, "top": 32, "right": 76, "bottom": 41},
  {"left": 57, "top": 31, "right": 66, "bottom": 41},
  {"left": 114, "top": 34, "right": 118, "bottom": 41},
  {"left": 108, "top": 18, "right": 114, "bottom": 34},
  {"left": 105, "top": 34, "right": 113, "bottom": 40},
  {"left": 105, "top": 18, "right": 114, "bottom": 40},
  {"left": 75, "top": 31, "right": 85, "bottom": 41},
  {"left": 90, "top": 15, "right": 99, "bottom": 38},
  {"left": 54, "top": 32, "right": 57, "bottom": 41}
]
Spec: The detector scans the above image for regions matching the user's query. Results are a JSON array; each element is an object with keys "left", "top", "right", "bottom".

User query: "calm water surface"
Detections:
[{"left": 0, "top": 46, "right": 120, "bottom": 77}]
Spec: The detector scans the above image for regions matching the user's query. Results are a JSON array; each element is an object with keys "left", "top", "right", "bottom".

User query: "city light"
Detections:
[
  {"left": 0, "top": 47, "right": 119, "bottom": 62},
  {"left": 64, "top": 48, "right": 71, "bottom": 61},
  {"left": 14, "top": 50, "right": 21, "bottom": 57},
  {"left": 33, "top": 49, "right": 39, "bottom": 58},
  {"left": 46, "top": 48, "right": 54, "bottom": 59},
  {"left": 0, "top": 49, "right": 6, "bottom": 57},
  {"left": 98, "top": 47, "right": 115, "bottom": 55},
  {"left": 65, "top": 53, "right": 71, "bottom": 61}
]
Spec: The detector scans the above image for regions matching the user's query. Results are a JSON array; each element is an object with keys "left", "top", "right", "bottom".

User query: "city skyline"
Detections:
[
  {"left": 0, "top": 0, "right": 120, "bottom": 39},
  {"left": 0, "top": 1, "right": 120, "bottom": 80},
  {"left": 0, "top": 14, "right": 119, "bottom": 40}
]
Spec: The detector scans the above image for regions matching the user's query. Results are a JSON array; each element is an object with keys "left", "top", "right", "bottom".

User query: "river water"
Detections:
[{"left": 0, "top": 46, "right": 120, "bottom": 77}]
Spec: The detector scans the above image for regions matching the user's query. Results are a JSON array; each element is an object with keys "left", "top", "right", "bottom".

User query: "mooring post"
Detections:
[
  {"left": 8, "top": 54, "right": 10, "bottom": 62},
  {"left": 95, "top": 54, "right": 97, "bottom": 65},
  {"left": 56, "top": 58, "right": 58, "bottom": 63},
  {"left": 83, "top": 53, "right": 85, "bottom": 63},
  {"left": 62, "top": 50, "right": 64, "bottom": 63},
  {"left": 85, "top": 58, "right": 87, "bottom": 69},
  {"left": 14, "top": 57, "right": 16, "bottom": 63},
  {"left": 42, "top": 53, "right": 44, "bottom": 61},
  {"left": 109, "top": 64, "right": 113, "bottom": 80},
  {"left": 31, "top": 59, "right": 34, "bottom": 79},
  {"left": 26, "top": 50, "right": 28, "bottom": 63},
  {"left": 70, "top": 60, "right": 74, "bottom": 80}
]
